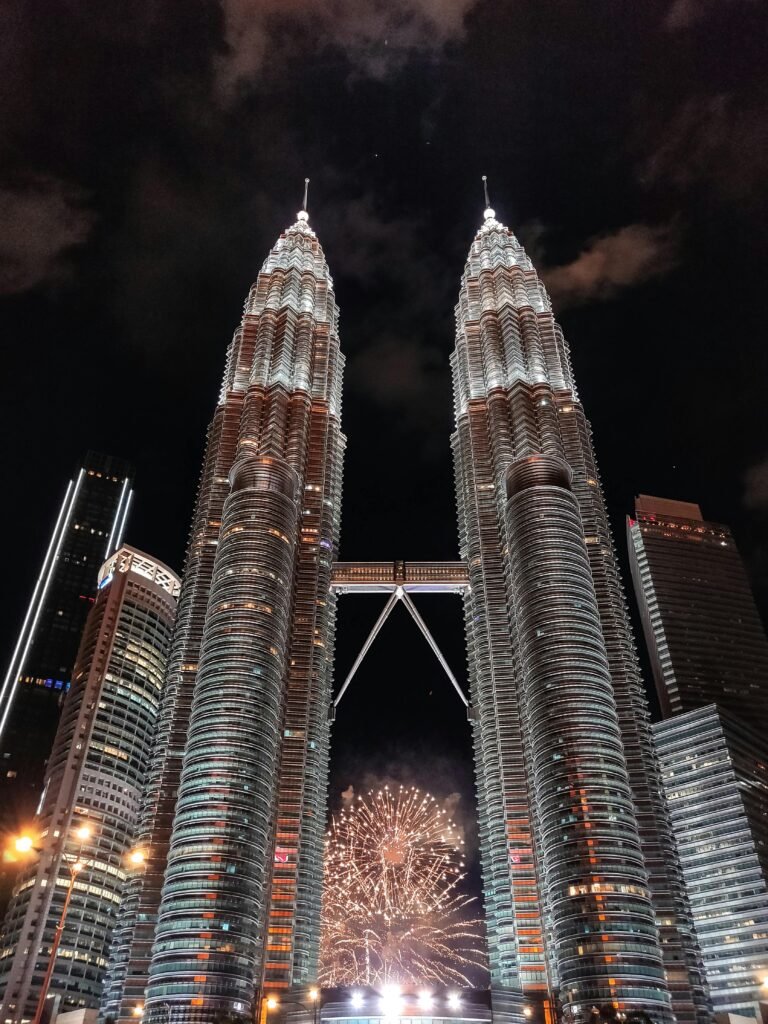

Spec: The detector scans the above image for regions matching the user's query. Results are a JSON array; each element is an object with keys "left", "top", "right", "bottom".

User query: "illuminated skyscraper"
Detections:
[
  {"left": 111, "top": 205, "right": 344, "bottom": 1024},
  {"left": 0, "top": 546, "right": 179, "bottom": 1023},
  {"left": 627, "top": 495, "right": 768, "bottom": 725},
  {"left": 0, "top": 451, "right": 133, "bottom": 827},
  {"left": 654, "top": 706, "right": 768, "bottom": 1020},
  {"left": 451, "top": 203, "right": 710, "bottom": 1024}
]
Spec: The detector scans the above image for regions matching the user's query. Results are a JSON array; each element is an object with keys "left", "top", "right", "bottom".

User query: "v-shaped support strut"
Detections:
[{"left": 332, "top": 586, "right": 469, "bottom": 712}]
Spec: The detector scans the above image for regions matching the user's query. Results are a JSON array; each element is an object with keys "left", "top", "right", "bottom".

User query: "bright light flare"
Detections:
[
  {"left": 74, "top": 825, "right": 91, "bottom": 841},
  {"left": 379, "top": 985, "right": 403, "bottom": 1018},
  {"left": 14, "top": 835, "right": 34, "bottom": 854},
  {"left": 265, "top": 997, "right": 279, "bottom": 1011},
  {"left": 447, "top": 993, "right": 462, "bottom": 1010},
  {"left": 309, "top": 988, "right": 320, "bottom": 1002},
  {"left": 132, "top": 1006, "right": 144, "bottom": 1018},
  {"left": 418, "top": 991, "right": 434, "bottom": 1011},
  {"left": 350, "top": 992, "right": 364, "bottom": 1010},
  {"left": 128, "top": 848, "right": 147, "bottom": 866}
]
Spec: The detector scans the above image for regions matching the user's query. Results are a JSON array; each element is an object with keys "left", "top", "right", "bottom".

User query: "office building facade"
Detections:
[
  {"left": 655, "top": 706, "right": 768, "bottom": 1019},
  {"left": 0, "top": 452, "right": 134, "bottom": 826},
  {"left": 627, "top": 495, "right": 768, "bottom": 725},
  {"left": 109, "top": 207, "right": 345, "bottom": 1024},
  {"left": 0, "top": 546, "right": 179, "bottom": 1022},
  {"left": 451, "top": 207, "right": 709, "bottom": 1023}
]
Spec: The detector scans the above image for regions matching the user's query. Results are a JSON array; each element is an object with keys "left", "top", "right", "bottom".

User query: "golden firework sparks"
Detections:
[{"left": 319, "top": 785, "right": 488, "bottom": 986}]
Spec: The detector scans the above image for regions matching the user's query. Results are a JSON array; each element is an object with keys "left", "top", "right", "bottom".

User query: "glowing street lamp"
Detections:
[
  {"left": 31, "top": 822, "right": 95, "bottom": 1024},
  {"left": 14, "top": 834, "right": 34, "bottom": 854},
  {"left": 128, "top": 847, "right": 147, "bottom": 867}
]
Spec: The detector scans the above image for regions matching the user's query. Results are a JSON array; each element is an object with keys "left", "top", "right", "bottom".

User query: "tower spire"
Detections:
[
  {"left": 481, "top": 174, "right": 495, "bottom": 221},
  {"left": 297, "top": 177, "right": 310, "bottom": 223}
]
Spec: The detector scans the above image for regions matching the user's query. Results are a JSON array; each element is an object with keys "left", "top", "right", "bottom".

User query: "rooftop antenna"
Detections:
[
  {"left": 297, "top": 178, "right": 310, "bottom": 222},
  {"left": 482, "top": 175, "right": 495, "bottom": 221}
]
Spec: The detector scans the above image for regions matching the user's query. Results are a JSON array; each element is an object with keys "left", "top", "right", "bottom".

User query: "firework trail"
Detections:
[{"left": 319, "top": 785, "right": 488, "bottom": 986}]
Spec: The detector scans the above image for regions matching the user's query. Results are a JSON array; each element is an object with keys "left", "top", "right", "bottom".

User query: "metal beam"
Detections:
[
  {"left": 399, "top": 590, "right": 469, "bottom": 708},
  {"left": 333, "top": 587, "right": 470, "bottom": 713},
  {"left": 332, "top": 590, "right": 400, "bottom": 709}
]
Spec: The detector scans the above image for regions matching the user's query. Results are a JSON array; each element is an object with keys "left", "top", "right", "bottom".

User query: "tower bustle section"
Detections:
[
  {"left": 108, "top": 209, "right": 344, "bottom": 1024},
  {"left": 451, "top": 208, "right": 710, "bottom": 1024}
]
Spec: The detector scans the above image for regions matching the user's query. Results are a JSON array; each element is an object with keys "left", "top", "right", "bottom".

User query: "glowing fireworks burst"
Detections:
[{"left": 319, "top": 785, "right": 488, "bottom": 986}]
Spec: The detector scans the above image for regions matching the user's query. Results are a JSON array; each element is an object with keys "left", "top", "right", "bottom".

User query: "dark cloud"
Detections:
[
  {"left": 540, "top": 222, "right": 679, "bottom": 310},
  {"left": 215, "top": 0, "right": 478, "bottom": 99},
  {"left": 0, "top": 177, "right": 94, "bottom": 295},
  {"left": 745, "top": 459, "right": 768, "bottom": 511},
  {"left": 640, "top": 95, "right": 768, "bottom": 202},
  {"left": 663, "top": 0, "right": 757, "bottom": 29}
]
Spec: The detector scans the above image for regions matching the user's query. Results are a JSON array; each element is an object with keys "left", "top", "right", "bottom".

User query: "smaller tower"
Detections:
[
  {"left": 627, "top": 494, "right": 768, "bottom": 725},
  {"left": 0, "top": 452, "right": 134, "bottom": 827},
  {"left": 0, "top": 546, "right": 180, "bottom": 1023}
]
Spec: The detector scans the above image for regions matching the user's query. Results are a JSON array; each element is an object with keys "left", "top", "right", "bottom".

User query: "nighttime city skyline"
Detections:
[{"left": 1, "top": 2, "right": 767, "bottom": 1023}]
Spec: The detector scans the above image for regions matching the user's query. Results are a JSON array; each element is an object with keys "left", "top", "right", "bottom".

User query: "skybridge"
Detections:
[{"left": 329, "top": 561, "right": 471, "bottom": 716}]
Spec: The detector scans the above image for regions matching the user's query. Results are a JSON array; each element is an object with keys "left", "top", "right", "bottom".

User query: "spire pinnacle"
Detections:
[
  {"left": 297, "top": 178, "right": 310, "bottom": 222},
  {"left": 481, "top": 175, "right": 495, "bottom": 222}
]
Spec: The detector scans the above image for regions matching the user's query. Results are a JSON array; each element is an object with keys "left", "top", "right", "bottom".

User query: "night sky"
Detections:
[{"left": 2, "top": 0, "right": 767, "bottom": 890}]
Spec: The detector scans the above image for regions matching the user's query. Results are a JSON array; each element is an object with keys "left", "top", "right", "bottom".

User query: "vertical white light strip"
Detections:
[
  {"left": 0, "top": 469, "right": 85, "bottom": 743},
  {"left": 104, "top": 476, "right": 131, "bottom": 558},
  {"left": 113, "top": 489, "right": 133, "bottom": 552}
]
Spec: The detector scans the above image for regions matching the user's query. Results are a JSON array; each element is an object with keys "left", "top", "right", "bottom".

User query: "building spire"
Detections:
[
  {"left": 297, "top": 177, "right": 310, "bottom": 223},
  {"left": 481, "top": 175, "right": 495, "bottom": 221}
]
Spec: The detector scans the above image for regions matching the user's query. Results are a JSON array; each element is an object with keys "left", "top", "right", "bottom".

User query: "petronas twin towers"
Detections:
[{"left": 103, "top": 198, "right": 709, "bottom": 1024}]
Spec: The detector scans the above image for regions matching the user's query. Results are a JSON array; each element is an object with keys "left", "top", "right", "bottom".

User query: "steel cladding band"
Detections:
[{"left": 505, "top": 455, "right": 666, "bottom": 1019}]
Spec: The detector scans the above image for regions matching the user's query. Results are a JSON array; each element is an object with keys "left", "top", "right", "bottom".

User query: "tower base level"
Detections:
[{"left": 256, "top": 986, "right": 536, "bottom": 1024}]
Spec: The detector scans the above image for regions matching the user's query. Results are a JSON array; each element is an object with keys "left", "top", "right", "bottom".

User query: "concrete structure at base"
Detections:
[
  {"left": 276, "top": 987, "right": 533, "bottom": 1024},
  {"left": 654, "top": 706, "right": 768, "bottom": 1021}
]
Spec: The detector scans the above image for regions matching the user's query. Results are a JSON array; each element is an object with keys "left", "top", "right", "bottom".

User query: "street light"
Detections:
[
  {"left": 31, "top": 821, "right": 95, "bottom": 1024},
  {"left": 127, "top": 847, "right": 147, "bottom": 867}
]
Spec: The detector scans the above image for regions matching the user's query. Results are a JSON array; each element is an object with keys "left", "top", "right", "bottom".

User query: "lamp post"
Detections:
[{"left": 30, "top": 823, "right": 93, "bottom": 1024}]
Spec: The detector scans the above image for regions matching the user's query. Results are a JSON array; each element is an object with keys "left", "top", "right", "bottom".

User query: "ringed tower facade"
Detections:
[{"left": 451, "top": 203, "right": 710, "bottom": 1024}]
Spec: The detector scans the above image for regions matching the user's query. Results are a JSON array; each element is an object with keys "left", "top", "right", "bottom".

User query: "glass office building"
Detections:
[
  {"left": 0, "top": 452, "right": 134, "bottom": 827},
  {"left": 627, "top": 495, "right": 768, "bottom": 725},
  {"left": 0, "top": 547, "right": 179, "bottom": 1023},
  {"left": 654, "top": 706, "right": 768, "bottom": 1019}
]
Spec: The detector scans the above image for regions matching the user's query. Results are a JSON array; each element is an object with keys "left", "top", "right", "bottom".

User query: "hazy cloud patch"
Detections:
[
  {"left": 745, "top": 458, "right": 768, "bottom": 511},
  {"left": 215, "top": 0, "right": 477, "bottom": 99},
  {"left": 640, "top": 95, "right": 768, "bottom": 202},
  {"left": 541, "top": 222, "right": 678, "bottom": 309},
  {"left": 0, "top": 177, "right": 94, "bottom": 295},
  {"left": 664, "top": 0, "right": 756, "bottom": 29}
]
